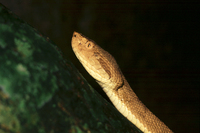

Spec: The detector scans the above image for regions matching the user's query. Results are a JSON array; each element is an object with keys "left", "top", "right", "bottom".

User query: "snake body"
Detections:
[{"left": 71, "top": 31, "right": 173, "bottom": 133}]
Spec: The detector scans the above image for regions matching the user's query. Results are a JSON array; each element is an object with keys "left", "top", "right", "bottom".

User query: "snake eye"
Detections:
[{"left": 87, "top": 42, "right": 94, "bottom": 49}]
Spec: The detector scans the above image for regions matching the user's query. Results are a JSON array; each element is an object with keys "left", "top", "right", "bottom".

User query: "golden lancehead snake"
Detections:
[{"left": 71, "top": 31, "right": 173, "bottom": 133}]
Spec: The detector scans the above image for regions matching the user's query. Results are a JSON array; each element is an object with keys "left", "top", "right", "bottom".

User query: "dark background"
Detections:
[{"left": 1, "top": 0, "right": 199, "bottom": 132}]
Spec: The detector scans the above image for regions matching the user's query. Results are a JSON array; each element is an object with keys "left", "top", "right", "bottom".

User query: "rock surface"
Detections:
[{"left": 0, "top": 4, "right": 141, "bottom": 133}]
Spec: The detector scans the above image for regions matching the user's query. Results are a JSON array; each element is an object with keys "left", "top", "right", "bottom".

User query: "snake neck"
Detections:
[{"left": 103, "top": 77, "right": 173, "bottom": 133}]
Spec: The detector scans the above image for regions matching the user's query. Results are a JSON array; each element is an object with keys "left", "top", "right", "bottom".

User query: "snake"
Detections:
[{"left": 71, "top": 31, "right": 173, "bottom": 133}]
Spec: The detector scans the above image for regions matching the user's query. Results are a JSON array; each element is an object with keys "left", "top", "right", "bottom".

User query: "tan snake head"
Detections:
[
  {"left": 71, "top": 31, "right": 124, "bottom": 91},
  {"left": 71, "top": 31, "right": 173, "bottom": 133}
]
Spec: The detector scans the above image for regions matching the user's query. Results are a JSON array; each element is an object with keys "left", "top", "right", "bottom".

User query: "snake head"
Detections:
[{"left": 71, "top": 31, "right": 124, "bottom": 91}]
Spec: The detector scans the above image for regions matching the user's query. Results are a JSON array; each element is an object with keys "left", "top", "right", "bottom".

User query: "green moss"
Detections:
[
  {"left": 0, "top": 104, "right": 21, "bottom": 132},
  {"left": 16, "top": 63, "right": 30, "bottom": 76},
  {"left": 15, "top": 38, "right": 33, "bottom": 58},
  {"left": 0, "top": 3, "right": 141, "bottom": 133}
]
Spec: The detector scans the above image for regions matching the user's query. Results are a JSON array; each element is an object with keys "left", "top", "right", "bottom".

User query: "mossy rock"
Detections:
[{"left": 0, "top": 3, "right": 141, "bottom": 133}]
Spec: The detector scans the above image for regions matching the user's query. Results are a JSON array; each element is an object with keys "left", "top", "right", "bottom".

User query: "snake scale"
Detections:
[{"left": 71, "top": 31, "right": 173, "bottom": 133}]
